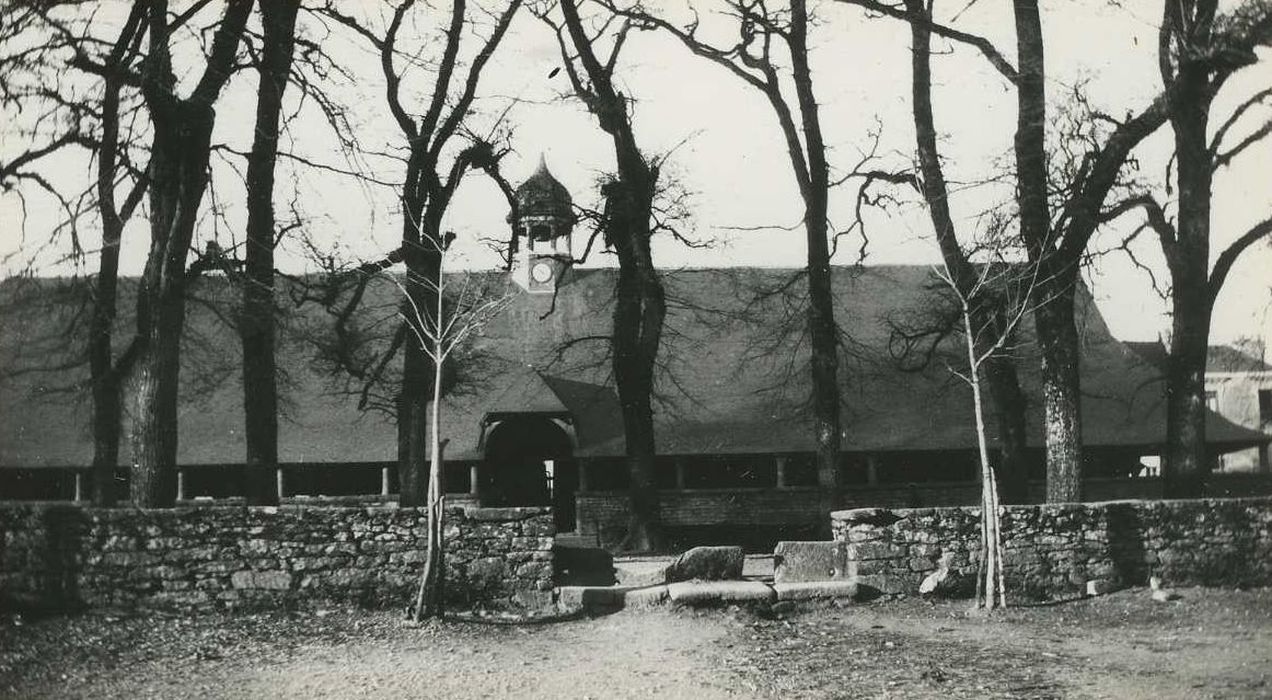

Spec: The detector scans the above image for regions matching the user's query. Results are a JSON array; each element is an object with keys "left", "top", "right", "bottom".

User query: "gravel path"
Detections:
[
  {"left": 4, "top": 587, "right": 1271, "bottom": 699},
  {"left": 2, "top": 608, "right": 745, "bottom": 699}
]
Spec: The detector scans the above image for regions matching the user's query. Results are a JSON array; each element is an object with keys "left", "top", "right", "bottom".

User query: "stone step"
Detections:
[
  {"left": 554, "top": 532, "right": 601, "bottom": 549},
  {"left": 555, "top": 578, "right": 862, "bottom": 614}
]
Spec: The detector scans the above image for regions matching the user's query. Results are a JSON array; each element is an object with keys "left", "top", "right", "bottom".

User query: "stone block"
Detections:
[
  {"left": 467, "top": 557, "right": 508, "bottom": 589},
  {"left": 665, "top": 546, "right": 745, "bottom": 582},
  {"left": 908, "top": 557, "right": 937, "bottom": 573},
  {"left": 772, "top": 580, "right": 859, "bottom": 601},
  {"left": 556, "top": 585, "right": 625, "bottom": 613},
  {"left": 773, "top": 541, "right": 848, "bottom": 583},
  {"left": 230, "top": 570, "right": 292, "bottom": 591},
  {"left": 515, "top": 561, "right": 550, "bottom": 579},
  {"left": 665, "top": 580, "right": 775, "bottom": 606},
  {"left": 623, "top": 585, "right": 669, "bottom": 607},
  {"left": 851, "top": 542, "right": 906, "bottom": 560},
  {"left": 512, "top": 589, "right": 554, "bottom": 610}
]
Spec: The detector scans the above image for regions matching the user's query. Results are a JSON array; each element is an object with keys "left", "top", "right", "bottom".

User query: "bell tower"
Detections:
[{"left": 508, "top": 155, "right": 576, "bottom": 293}]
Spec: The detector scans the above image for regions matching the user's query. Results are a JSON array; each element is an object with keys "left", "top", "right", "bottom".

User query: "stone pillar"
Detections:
[
  {"left": 176, "top": 469, "right": 186, "bottom": 501},
  {"left": 276, "top": 468, "right": 286, "bottom": 500},
  {"left": 469, "top": 464, "right": 480, "bottom": 497},
  {"left": 74, "top": 471, "right": 84, "bottom": 502},
  {"left": 381, "top": 466, "right": 391, "bottom": 497},
  {"left": 775, "top": 456, "right": 788, "bottom": 489}
]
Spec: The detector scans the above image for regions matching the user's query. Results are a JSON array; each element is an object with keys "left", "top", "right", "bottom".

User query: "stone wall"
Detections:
[
  {"left": 0, "top": 503, "right": 554, "bottom": 612},
  {"left": 832, "top": 497, "right": 1272, "bottom": 599}
]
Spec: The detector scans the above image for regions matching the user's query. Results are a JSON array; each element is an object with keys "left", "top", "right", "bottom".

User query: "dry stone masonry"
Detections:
[
  {"left": 831, "top": 498, "right": 1272, "bottom": 599},
  {"left": 0, "top": 503, "right": 554, "bottom": 613}
]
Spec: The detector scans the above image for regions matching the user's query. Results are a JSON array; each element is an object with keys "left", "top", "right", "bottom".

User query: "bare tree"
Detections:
[
  {"left": 535, "top": 0, "right": 670, "bottom": 551},
  {"left": 394, "top": 242, "right": 512, "bottom": 620},
  {"left": 312, "top": 0, "right": 521, "bottom": 507},
  {"left": 241, "top": 0, "right": 302, "bottom": 506},
  {"left": 1102, "top": 0, "right": 1272, "bottom": 495},
  {"left": 617, "top": 0, "right": 850, "bottom": 518},
  {"left": 903, "top": 0, "right": 1030, "bottom": 503},
  {"left": 840, "top": 0, "right": 1272, "bottom": 502},
  {"left": 933, "top": 257, "right": 1041, "bottom": 610},
  {"left": 114, "top": 0, "right": 253, "bottom": 507},
  {"left": 3, "top": 2, "right": 176, "bottom": 505}
]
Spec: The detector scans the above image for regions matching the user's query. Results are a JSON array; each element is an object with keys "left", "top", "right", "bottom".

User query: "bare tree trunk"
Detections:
[
  {"left": 242, "top": 0, "right": 299, "bottom": 506},
  {"left": 1163, "top": 128, "right": 1214, "bottom": 492},
  {"left": 806, "top": 217, "right": 841, "bottom": 501},
  {"left": 88, "top": 1, "right": 148, "bottom": 507},
  {"left": 131, "top": 116, "right": 212, "bottom": 507},
  {"left": 613, "top": 257, "right": 664, "bottom": 552},
  {"left": 554, "top": 0, "right": 667, "bottom": 551},
  {"left": 1035, "top": 275, "right": 1084, "bottom": 503},
  {"left": 789, "top": 0, "right": 841, "bottom": 513},
  {"left": 609, "top": 179, "right": 666, "bottom": 552},
  {"left": 1012, "top": 1, "right": 1084, "bottom": 502},
  {"left": 130, "top": 0, "right": 250, "bottom": 507},
  {"left": 414, "top": 296, "right": 447, "bottom": 620},
  {"left": 984, "top": 355, "right": 1031, "bottom": 503},
  {"left": 398, "top": 209, "right": 441, "bottom": 508}
]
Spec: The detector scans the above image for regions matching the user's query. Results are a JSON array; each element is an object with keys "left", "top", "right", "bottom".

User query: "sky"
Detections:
[{"left": 1, "top": 0, "right": 1270, "bottom": 350}]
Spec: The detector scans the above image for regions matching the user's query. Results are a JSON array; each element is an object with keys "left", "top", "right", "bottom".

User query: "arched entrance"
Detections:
[{"left": 482, "top": 416, "right": 578, "bottom": 532}]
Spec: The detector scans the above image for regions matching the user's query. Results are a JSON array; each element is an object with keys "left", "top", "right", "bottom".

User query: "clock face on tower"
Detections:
[{"left": 531, "top": 261, "right": 554, "bottom": 284}]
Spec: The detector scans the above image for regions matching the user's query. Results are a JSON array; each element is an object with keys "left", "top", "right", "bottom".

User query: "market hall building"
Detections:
[{"left": 2, "top": 160, "right": 1268, "bottom": 549}]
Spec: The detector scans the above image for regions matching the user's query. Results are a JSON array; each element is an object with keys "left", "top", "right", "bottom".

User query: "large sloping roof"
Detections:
[{"left": 0, "top": 265, "right": 1264, "bottom": 467}]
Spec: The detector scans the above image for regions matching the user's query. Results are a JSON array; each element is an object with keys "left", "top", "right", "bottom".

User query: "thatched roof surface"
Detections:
[{"left": 1, "top": 265, "right": 1264, "bottom": 467}]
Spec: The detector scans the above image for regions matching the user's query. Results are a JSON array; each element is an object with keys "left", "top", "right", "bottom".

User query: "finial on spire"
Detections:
[{"left": 536, "top": 153, "right": 549, "bottom": 173}]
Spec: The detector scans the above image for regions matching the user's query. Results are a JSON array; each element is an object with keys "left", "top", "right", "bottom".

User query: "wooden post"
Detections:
[
  {"left": 469, "top": 464, "right": 480, "bottom": 497},
  {"left": 775, "top": 456, "right": 788, "bottom": 489},
  {"left": 176, "top": 468, "right": 186, "bottom": 501},
  {"left": 276, "top": 467, "right": 285, "bottom": 500},
  {"left": 74, "top": 471, "right": 85, "bottom": 502},
  {"left": 865, "top": 456, "right": 879, "bottom": 486}
]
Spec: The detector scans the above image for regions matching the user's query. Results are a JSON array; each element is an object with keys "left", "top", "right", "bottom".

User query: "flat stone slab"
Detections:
[
  {"left": 773, "top": 541, "right": 848, "bottom": 583},
  {"left": 623, "top": 585, "right": 670, "bottom": 607},
  {"left": 665, "top": 580, "right": 776, "bottom": 606},
  {"left": 773, "top": 580, "right": 859, "bottom": 601},
  {"left": 614, "top": 560, "right": 671, "bottom": 588},
  {"left": 556, "top": 586, "right": 626, "bottom": 612}
]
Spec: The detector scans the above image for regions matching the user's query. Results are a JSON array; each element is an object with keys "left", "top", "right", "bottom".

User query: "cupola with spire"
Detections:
[{"left": 508, "top": 155, "right": 576, "bottom": 293}]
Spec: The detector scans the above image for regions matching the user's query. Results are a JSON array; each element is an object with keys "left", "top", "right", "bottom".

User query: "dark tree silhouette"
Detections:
[
  {"left": 538, "top": 0, "right": 670, "bottom": 551},
  {"left": 1103, "top": 0, "right": 1272, "bottom": 496},
  {"left": 840, "top": 0, "right": 1272, "bottom": 501},
  {"left": 903, "top": 0, "right": 1030, "bottom": 503},
  {"left": 241, "top": 0, "right": 302, "bottom": 506},
  {"left": 127, "top": 0, "right": 252, "bottom": 507},
  {"left": 619, "top": 0, "right": 847, "bottom": 518},
  {"left": 314, "top": 0, "right": 521, "bottom": 507}
]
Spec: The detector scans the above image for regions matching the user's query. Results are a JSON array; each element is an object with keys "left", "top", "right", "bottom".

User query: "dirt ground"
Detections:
[{"left": 2, "top": 586, "right": 1269, "bottom": 699}]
